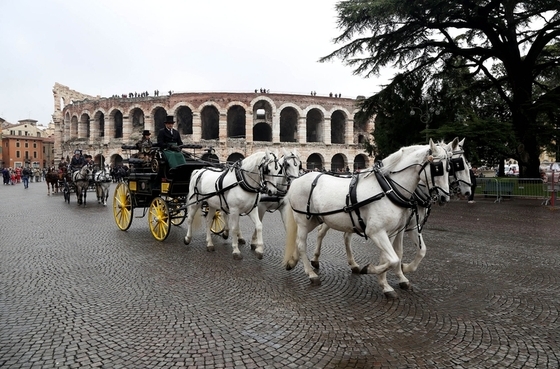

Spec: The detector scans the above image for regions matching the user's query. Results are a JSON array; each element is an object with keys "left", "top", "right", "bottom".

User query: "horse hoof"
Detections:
[
  {"left": 310, "top": 260, "right": 319, "bottom": 269},
  {"left": 285, "top": 264, "right": 293, "bottom": 271},
  {"left": 183, "top": 237, "right": 191, "bottom": 245},
  {"left": 351, "top": 266, "right": 361, "bottom": 274},
  {"left": 238, "top": 238, "right": 246, "bottom": 245},
  {"left": 399, "top": 282, "right": 413, "bottom": 291},
  {"left": 384, "top": 290, "right": 398, "bottom": 299},
  {"left": 360, "top": 265, "right": 369, "bottom": 274},
  {"left": 221, "top": 233, "right": 228, "bottom": 240},
  {"left": 233, "top": 253, "right": 243, "bottom": 260},
  {"left": 207, "top": 246, "right": 215, "bottom": 252},
  {"left": 309, "top": 277, "right": 321, "bottom": 286},
  {"left": 255, "top": 251, "right": 263, "bottom": 260}
]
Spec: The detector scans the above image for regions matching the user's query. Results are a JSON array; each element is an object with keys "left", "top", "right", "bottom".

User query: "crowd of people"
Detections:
[{"left": 2, "top": 166, "right": 45, "bottom": 186}]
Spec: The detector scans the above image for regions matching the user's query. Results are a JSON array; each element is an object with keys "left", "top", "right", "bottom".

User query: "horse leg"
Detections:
[
  {"left": 247, "top": 207, "right": 264, "bottom": 259},
  {"left": 251, "top": 205, "right": 267, "bottom": 248},
  {"left": 342, "top": 232, "right": 361, "bottom": 273},
  {"left": 295, "top": 218, "right": 321, "bottom": 285},
  {"left": 227, "top": 212, "right": 243, "bottom": 260},
  {"left": 388, "top": 231, "right": 412, "bottom": 291},
  {"left": 96, "top": 185, "right": 102, "bottom": 204},
  {"left": 360, "top": 231, "right": 401, "bottom": 298},
  {"left": 204, "top": 208, "right": 217, "bottom": 252},
  {"left": 311, "top": 223, "right": 328, "bottom": 269},
  {"left": 401, "top": 230, "right": 427, "bottom": 274},
  {"left": 183, "top": 203, "right": 200, "bottom": 245}
]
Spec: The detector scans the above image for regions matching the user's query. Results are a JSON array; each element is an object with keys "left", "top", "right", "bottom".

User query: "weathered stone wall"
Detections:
[{"left": 53, "top": 84, "right": 374, "bottom": 170}]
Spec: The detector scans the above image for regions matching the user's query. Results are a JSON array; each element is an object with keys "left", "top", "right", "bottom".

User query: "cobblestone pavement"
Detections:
[{"left": 1, "top": 182, "right": 559, "bottom": 368}]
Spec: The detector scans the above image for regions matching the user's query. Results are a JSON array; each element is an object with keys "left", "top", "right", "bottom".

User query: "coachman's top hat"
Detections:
[
  {"left": 142, "top": 130, "right": 151, "bottom": 136},
  {"left": 164, "top": 116, "right": 174, "bottom": 124}
]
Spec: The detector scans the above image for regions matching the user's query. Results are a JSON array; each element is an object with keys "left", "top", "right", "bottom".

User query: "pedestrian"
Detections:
[
  {"left": 468, "top": 167, "right": 477, "bottom": 203},
  {"left": 2, "top": 167, "right": 9, "bottom": 185},
  {"left": 22, "top": 166, "right": 32, "bottom": 189}
]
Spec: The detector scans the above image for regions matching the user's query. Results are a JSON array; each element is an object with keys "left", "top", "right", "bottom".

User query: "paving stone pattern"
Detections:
[{"left": 1, "top": 183, "right": 559, "bottom": 368}]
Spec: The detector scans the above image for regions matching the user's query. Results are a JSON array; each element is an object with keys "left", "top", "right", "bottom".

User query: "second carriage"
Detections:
[{"left": 112, "top": 144, "right": 226, "bottom": 241}]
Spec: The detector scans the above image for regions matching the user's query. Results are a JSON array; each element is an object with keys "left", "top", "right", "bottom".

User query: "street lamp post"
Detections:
[{"left": 410, "top": 100, "right": 440, "bottom": 143}]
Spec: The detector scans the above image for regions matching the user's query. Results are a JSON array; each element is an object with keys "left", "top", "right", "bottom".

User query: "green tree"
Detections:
[{"left": 322, "top": 0, "right": 560, "bottom": 177}]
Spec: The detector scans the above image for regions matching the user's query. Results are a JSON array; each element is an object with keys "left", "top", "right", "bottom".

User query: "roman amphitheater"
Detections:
[{"left": 52, "top": 83, "right": 373, "bottom": 170}]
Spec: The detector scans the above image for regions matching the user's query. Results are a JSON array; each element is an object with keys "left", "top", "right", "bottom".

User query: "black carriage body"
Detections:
[{"left": 123, "top": 145, "right": 208, "bottom": 207}]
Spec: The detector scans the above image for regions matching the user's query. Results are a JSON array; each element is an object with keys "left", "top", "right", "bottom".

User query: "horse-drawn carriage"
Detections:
[{"left": 112, "top": 144, "right": 228, "bottom": 241}]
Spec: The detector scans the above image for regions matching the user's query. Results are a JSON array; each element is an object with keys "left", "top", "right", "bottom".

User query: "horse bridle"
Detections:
[
  {"left": 448, "top": 148, "right": 472, "bottom": 191},
  {"left": 264, "top": 152, "right": 301, "bottom": 196}
]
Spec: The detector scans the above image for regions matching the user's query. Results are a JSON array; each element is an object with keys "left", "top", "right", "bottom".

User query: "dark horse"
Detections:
[{"left": 45, "top": 167, "right": 60, "bottom": 196}]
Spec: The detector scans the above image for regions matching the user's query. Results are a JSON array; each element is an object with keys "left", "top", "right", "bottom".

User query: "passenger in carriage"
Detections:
[
  {"left": 135, "top": 130, "right": 153, "bottom": 160},
  {"left": 69, "top": 150, "right": 86, "bottom": 172},
  {"left": 157, "top": 115, "right": 183, "bottom": 148}
]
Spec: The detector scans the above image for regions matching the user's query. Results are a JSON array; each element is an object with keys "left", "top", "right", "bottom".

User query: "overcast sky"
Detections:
[{"left": 0, "top": 0, "right": 393, "bottom": 127}]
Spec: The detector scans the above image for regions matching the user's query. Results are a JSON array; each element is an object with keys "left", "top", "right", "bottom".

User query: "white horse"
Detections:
[
  {"left": 283, "top": 139, "right": 451, "bottom": 298},
  {"left": 246, "top": 148, "right": 302, "bottom": 247},
  {"left": 311, "top": 138, "right": 472, "bottom": 290},
  {"left": 94, "top": 164, "right": 112, "bottom": 206},
  {"left": 72, "top": 165, "right": 93, "bottom": 206},
  {"left": 183, "top": 149, "right": 283, "bottom": 259}
]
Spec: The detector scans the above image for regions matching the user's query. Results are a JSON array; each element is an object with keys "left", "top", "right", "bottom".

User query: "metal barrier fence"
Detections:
[{"left": 474, "top": 177, "right": 560, "bottom": 204}]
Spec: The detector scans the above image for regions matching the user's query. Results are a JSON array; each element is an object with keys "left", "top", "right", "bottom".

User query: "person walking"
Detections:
[{"left": 22, "top": 166, "right": 32, "bottom": 189}]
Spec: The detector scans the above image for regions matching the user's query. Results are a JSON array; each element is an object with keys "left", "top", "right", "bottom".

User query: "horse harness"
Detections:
[
  {"left": 189, "top": 156, "right": 276, "bottom": 215},
  {"left": 292, "top": 149, "right": 448, "bottom": 240}
]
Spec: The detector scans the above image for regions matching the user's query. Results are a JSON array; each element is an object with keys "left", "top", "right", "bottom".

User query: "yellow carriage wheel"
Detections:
[
  {"left": 113, "top": 182, "right": 133, "bottom": 231},
  {"left": 148, "top": 197, "right": 171, "bottom": 241},
  {"left": 210, "top": 210, "right": 226, "bottom": 235}
]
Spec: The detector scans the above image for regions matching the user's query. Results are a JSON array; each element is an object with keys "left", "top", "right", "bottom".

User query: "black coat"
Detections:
[{"left": 157, "top": 128, "right": 183, "bottom": 147}]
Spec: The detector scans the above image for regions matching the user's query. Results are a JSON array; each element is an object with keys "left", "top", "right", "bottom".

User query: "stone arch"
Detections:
[
  {"left": 227, "top": 105, "right": 246, "bottom": 139},
  {"left": 71, "top": 115, "right": 78, "bottom": 139},
  {"left": 200, "top": 105, "right": 219, "bottom": 140},
  {"left": 129, "top": 108, "right": 145, "bottom": 132},
  {"left": 109, "top": 109, "right": 123, "bottom": 139},
  {"left": 331, "top": 110, "right": 347, "bottom": 144},
  {"left": 227, "top": 152, "right": 244, "bottom": 164},
  {"left": 306, "top": 108, "right": 324, "bottom": 143},
  {"left": 79, "top": 113, "right": 90, "bottom": 139},
  {"left": 280, "top": 106, "right": 299, "bottom": 142},
  {"left": 354, "top": 154, "right": 368, "bottom": 171},
  {"left": 152, "top": 107, "right": 168, "bottom": 134},
  {"left": 306, "top": 152, "right": 324, "bottom": 171},
  {"left": 93, "top": 110, "right": 105, "bottom": 139},
  {"left": 253, "top": 122, "right": 272, "bottom": 142},
  {"left": 176, "top": 106, "right": 193, "bottom": 135},
  {"left": 63, "top": 112, "right": 71, "bottom": 140},
  {"left": 331, "top": 153, "right": 347, "bottom": 172},
  {"left": 252, "top": 98, "right": 274, "bottom": 128}
]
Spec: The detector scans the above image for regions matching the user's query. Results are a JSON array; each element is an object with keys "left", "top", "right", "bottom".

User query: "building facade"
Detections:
[
  {"left": 52, "top": 83, "right": 373, "bottom": 171},
  {"left": 1, "top": 119, "right": 52, "bottom": 169}
]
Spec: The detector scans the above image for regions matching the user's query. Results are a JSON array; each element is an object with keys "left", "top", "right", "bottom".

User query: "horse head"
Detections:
[
  {"left": 446, "top": 137, "right": 472, "bottom": 197},
  {"left": 259, "top": 148, "right": 284, "bottom": 196},
  {"left": 423, "top": 139, "right": 451, "bottom": 205},
  {"left": 275, "top": 148, "right": 302, "bottom": 195}
]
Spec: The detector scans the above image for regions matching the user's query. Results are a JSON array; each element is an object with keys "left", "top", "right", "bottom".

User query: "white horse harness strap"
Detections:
[
  {"left": 291, "top": 173, "right": 385, "bottom": 239},
  {"left": 189, "top": 164, "right": 260, "bottom": 215}
]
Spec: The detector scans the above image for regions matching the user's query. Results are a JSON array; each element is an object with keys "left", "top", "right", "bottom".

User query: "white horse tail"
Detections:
[{"left": 283, "top": 203, "right": 299, "bottom": 270}]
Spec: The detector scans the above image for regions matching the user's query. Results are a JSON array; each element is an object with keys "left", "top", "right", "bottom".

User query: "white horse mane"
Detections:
[
  {"left": 379, "top": 141, "right": 446, "bottom": 175},
  {"left": 240, "top": 149, "right": 272, "bottom": 172}
]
